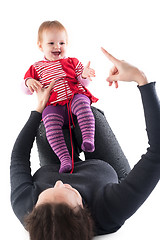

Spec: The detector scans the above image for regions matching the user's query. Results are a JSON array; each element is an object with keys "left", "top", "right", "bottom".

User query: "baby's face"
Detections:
[{"left": 38, "top": 28, "right": 67, "bottom": 61}]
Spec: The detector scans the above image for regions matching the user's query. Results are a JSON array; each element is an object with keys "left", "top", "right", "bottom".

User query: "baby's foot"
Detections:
[
  {"left": 59, "top": 161, "right": 72, "bottom": 173},
  {"left": 81, "top": 139, "right": 95, "bottom": 152}
]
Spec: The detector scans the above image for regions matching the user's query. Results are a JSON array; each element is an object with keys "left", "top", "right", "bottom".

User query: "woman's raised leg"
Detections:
[{"left": 73, "top": 106, "right": 131, "bottom": 181}]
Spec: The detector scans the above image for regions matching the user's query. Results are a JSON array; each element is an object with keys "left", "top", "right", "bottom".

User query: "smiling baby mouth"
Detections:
[{"left": 52, "top": 51, "right": 61, "bottom": 56}]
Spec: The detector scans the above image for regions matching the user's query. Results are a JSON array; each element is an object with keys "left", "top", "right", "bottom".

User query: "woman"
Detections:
[{"left": 10, "top": 48, "right": 160, "bottom": 240}]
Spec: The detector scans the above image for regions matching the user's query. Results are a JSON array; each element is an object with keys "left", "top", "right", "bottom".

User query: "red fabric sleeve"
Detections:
[
  {"left": 71, "top": 58, "right": 84, "bottom": 77},
  {"left": 24, "top": 65, "right": 39, "bottom": 80}
]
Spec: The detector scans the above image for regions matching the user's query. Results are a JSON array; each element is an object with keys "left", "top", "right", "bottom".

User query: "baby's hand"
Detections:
[
  {"left": 82, "top": 61, "right": 95, "bottom": 81},
  {"left": 26, "top": 78, "right": 43, "bottom": 93}
]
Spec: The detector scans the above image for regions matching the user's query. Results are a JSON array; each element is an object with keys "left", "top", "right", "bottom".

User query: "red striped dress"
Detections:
[{"left": 24, "top": 57, "right": 98, "bottom": 106}]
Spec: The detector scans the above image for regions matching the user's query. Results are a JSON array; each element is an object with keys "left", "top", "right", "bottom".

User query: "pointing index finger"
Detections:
[{"left": 101, "top": 47, "right": 119, "bottom": 65}]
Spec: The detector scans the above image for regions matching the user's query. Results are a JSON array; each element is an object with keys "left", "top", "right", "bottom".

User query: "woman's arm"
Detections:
[
  {"left": 101, "top": 47, "right": 148, "bottom": 86},
  {"left": 10, "top": 111, "right": 42, "bottom": 194},
  {"left": 98, "top": 49, "right": 160, "bottom": 229},
  {"left": 10, "top": 81, "right": 55, "bottom": 206},
  {"left": 101, "top": 82, "right": 160, "bottom": 228}
]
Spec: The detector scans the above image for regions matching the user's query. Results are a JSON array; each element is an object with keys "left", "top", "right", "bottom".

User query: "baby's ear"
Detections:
[{"left": 37, "top": 41, "right": 43, "bottom": 52}]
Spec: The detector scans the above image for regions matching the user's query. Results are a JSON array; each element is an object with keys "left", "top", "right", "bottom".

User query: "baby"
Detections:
[{"left": 23, "top": 20, "right": 98, "bottom": 173}]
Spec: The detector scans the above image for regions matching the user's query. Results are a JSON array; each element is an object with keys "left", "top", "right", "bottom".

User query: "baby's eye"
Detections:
[
  {"left": 48, "top": 42, "right": 54, "bottom": 45},
  {"left": 60, "top": 42, "right": 65, "bottom": 45}
]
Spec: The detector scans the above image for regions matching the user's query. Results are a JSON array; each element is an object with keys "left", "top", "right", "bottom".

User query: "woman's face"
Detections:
[{"left": 36, "top": 180, "right": 83, "bottom": 209}]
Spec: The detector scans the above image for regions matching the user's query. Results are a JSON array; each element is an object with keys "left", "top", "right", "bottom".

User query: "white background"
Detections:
[{"left": 0, "top": 0, "right": 160, "bottom": 239}]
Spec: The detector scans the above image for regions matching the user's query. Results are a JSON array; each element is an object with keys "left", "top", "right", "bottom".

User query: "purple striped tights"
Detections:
[{"left": 42, "top": 94, "right": 95, "bottom": 173}]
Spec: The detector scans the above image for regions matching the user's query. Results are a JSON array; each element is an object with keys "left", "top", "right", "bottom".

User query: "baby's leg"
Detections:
[
  {"left": 71, "top": 94, "right": 95, "bottom": 152},
  {"left": 42, "top": 105, "right": 72, "bottom": 173}
]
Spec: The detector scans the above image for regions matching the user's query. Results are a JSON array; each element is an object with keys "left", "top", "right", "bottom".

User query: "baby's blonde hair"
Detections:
[{"left": 38, "top": 20, "right": 68, "bottom": 43}]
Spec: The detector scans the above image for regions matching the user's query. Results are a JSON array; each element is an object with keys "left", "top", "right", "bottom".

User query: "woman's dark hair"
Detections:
[{"left": 24, "top": 203, "right": 94, "bottom": 240}]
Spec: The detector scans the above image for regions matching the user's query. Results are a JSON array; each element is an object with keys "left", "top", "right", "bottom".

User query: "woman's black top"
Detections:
[{"left": 10, "top": 82, "right": 160, "bottom": 235}]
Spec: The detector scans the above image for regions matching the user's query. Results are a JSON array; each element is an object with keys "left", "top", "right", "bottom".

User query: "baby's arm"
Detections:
[
  {"left": 77, "top": 75, "right": 90, "bottom": 87},
  {"left": 76, "top": 61, "right": 95, "bottom": 87},
  {"left": 23, "top": 65, "right": 42, "bottom": 94},
  {"left": 26, "top": 78, "right": 43, "bottom": 94},
  {"left": 82, "top": 61, "right": 96, "bottom": 81}
]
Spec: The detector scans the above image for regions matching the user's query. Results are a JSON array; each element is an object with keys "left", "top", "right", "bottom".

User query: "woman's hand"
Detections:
[
  {"left": 82, "top": 61, "right": 96, "bottom": 81},
  {"left": 101, "top": 47, "right": 148, "bottom": 86},
  {"left": 36, "top": 81, "right": 55, "bottom": 113},
  {"left": 26, "top": 78, "right": 43, "bottom": 93}
]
